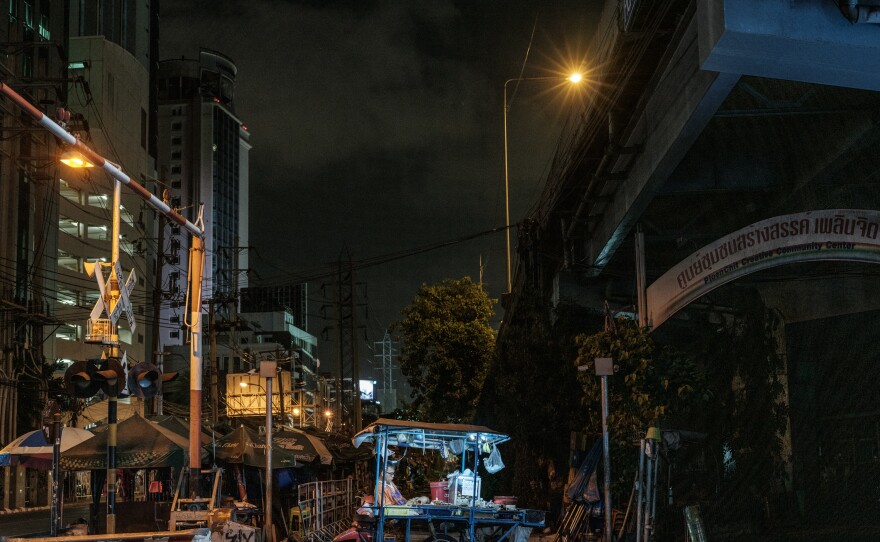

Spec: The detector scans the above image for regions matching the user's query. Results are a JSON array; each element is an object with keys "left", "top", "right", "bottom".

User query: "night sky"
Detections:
[{"left": 160, "top": 1, "right": 601, "bottom": 364}]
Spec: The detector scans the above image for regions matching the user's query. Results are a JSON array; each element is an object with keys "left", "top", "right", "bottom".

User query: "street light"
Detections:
[
  {"left": 59, "top": 149, "right": 95, "bottom": 168},
  {"left": 503, "top": 73, "right": 584, "bottom": 293}
]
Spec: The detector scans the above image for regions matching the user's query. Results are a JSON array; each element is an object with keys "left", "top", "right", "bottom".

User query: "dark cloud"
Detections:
[{"left": 160, "top": 0, "right": 601, "bottom": 343}]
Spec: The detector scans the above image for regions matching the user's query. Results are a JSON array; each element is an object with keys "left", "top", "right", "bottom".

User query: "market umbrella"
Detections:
[
  {"left": 211, "top": 425, "right": 301, "bottom": 469},
  {"left": 274, "top": 428, "right": 333, "bottom": 465},
  {"left": 61, "top": 413, "right": 197, "bottom": 470},
  {"left": 298, "top": 426, "right": 372, "bottom": 463},
  {"left": 148, "top": 414, "right": 214, "bottom": 446},
  {"left": 0, "top": 427, "right": 95, "bottom": 469}
]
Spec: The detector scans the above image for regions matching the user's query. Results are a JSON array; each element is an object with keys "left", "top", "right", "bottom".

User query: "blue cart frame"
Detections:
[{"left": 352, "top": 419, "right": 546, "bottom": 542}]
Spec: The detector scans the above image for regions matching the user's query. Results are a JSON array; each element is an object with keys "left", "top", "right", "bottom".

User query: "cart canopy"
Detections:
[{"left": 353, "top": 418, "right": 510, "bottom": 450}]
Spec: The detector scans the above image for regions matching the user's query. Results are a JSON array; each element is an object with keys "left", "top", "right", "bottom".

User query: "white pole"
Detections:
[
  {"left": 188, "top": 236, "right": 204, "bottom": 496},
  {"left": 503, "top": 81, "right": 511, "bottom": 294},
  {"left": 265, "top": 374, "right": 273, "bottom": 542}
]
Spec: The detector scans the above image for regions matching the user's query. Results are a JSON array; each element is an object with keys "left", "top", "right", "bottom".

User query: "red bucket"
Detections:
[{"left": 430, "top": 481, "right": 449, "bottom": 502}]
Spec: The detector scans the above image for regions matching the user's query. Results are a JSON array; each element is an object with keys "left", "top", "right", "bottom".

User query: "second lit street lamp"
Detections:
[{"left": 503, "top": 72, "right": 583, "bottom": 293}]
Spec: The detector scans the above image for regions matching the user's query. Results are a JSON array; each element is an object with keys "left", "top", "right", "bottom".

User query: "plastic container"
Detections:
[
  {"left": 430, "top": 481, "right": 449, "bottom": 502},
  {"left": 447, "top": 473, "right": 481, "bottom": 505}
]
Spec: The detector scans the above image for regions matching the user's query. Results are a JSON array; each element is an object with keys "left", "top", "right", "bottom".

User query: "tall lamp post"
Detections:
[
  {"left": 260, "top": 360, "right": 278, "bottom": 542},
  {"left": 503, "top": 73, "right": 583, "bottom": 293}
]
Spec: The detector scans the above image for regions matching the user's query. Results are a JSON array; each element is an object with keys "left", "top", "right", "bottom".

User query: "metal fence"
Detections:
[{"left": 295, "top": 478, "right": 353, "bottom": 538}]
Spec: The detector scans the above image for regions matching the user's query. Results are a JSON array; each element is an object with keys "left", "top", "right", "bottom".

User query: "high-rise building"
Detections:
[{"left": 155, "top": 50, "right": 251, "bottom": 348}]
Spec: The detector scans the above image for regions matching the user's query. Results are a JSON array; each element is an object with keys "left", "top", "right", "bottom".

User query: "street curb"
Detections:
[{"left": 0, "top": 505, "right": 51, "bottom": 515}]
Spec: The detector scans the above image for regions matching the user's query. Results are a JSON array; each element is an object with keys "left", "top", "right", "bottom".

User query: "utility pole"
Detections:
[
  {"left": 276, "top": 345, "right": 285, "bottom": 424},
  {"left": 150, "top": 180, "right": 168, "bottom": 417},
  {"left": 330, "top": 250, "right": 365, "bottom": 433},
  {"left": 209, "top": 299, "right": 219, "bottom": 425},
  {"left": 374, "top": 331, "right": 398, "bottom": 411}
]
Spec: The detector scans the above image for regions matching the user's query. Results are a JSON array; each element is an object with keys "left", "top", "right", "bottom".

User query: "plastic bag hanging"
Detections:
[{"left": 484, "top": 443, "right": 505, "bottom": 473}]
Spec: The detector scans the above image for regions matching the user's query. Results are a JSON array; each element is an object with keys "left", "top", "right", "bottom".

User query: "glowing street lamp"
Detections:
[
  {"left": 59, "top": 149, "right": 95, "bottom": 168},
  {"left": 503, "top": 72, "right": 584, "bottom": 293}
]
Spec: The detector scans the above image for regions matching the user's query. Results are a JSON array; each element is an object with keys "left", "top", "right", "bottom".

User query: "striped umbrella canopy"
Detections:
[
  {"left": 61, "top": 414, "right": 195, "bottom": 470},
  {"left": 0, "top": 427, "right": 95, "bottom": 469}
]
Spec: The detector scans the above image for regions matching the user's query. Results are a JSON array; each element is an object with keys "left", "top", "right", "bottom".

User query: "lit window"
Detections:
[
  {"left": 87, "top": 192, "right": 109, "bottom": 208},
  {"left": 86, "top": 224, "right": 108, "bottom": 241},
  {"left": 57, "top": 288, "right": 77, "bottom": 306},
  {"left": 37, "top": 13, "right": 49, "bottom": 40},
  {"left": 57, "top": 249, "right": 80, "bottom": 272},
  {"left": 59, "top": 215, "right": 80, "bottom": 237},
  {"left": 121, "top": 237, "right": 135, "bottom": 256},
  {"left": 22, "top": 0, "right": 31, "bottom": 28},
  {"left": 120, "top": 206, "right": 135, "bottom": 226},
  {"left": 59, "top": 179, "right": 82, "bottom": 203},
  {"left": 56, "top": 324, "right": 79, "bottom": 341}
]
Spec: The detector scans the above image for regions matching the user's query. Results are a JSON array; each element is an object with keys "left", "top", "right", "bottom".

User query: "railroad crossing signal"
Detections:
[
  {"left": 84, "top": 260, "right": 136, "bottom": 344},
  {"left": 63, "top": 356, "right": 125, "bottom": 398},
  {"left": 127, "top": 362, "right": 179, "bottom": 399}
]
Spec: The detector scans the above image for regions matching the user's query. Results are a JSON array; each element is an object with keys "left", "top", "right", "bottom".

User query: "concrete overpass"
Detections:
[{"left": 506, "top": 0, "right": 880, "bottom": 522}]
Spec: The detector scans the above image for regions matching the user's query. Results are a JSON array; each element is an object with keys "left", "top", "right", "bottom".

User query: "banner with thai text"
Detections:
[{"left": 646, "top": 209, "right": 880, "bottom": 329}]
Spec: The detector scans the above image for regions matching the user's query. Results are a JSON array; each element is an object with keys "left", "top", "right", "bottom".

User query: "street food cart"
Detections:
[{"left": 351, "top": 419, "right": 545, "bottom": 542}]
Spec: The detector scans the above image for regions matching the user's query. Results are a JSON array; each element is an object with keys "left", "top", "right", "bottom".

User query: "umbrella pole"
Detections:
[
  {"left": 107, "top": 389, "right": 118, "bottom": 534},
  {"left": 51, "top": 410, "right": 63, "bottom": 536}
]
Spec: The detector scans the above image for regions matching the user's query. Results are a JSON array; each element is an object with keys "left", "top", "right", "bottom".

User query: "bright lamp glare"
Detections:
[
  {"left": 240, "top": 381, "right": 248, "bottom": 388},
  {"left": 60, "top": 151, "right": 95, "bottom": 168},
  {"left": 568, "top": 73, "right": 583, "bottom": 83}
]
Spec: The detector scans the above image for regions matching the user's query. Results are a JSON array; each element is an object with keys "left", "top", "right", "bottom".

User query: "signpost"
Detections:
[
  {"left": 594, "top": 358, "right": 614, "bottom": 542},
  {"left": 41, "top": 401, "right": 62, "bottom": 537}
]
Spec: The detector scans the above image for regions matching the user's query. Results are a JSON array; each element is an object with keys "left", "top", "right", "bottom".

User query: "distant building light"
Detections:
[{"left": 67, "top": 61, "right": 88, "bottom": 70}]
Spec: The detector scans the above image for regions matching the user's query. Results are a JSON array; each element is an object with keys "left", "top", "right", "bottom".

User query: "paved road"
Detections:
[{"left": 0, "top": 503, "right": 91, "bottom": 537}]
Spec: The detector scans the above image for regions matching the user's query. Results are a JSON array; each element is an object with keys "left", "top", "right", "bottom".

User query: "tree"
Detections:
[
  {"left": 393, "top": 277, "right": 496, "bottom": 422},
  {"left": 575, "top": 317, "right": 705, "bottom": 495},
  {"left": 478, "top": 291, "right": 593, "bottom": 508}
]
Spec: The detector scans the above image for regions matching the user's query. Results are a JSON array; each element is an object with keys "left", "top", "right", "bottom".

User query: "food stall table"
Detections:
[{"left": 351, "top": 419, "right": 546, "bottom": 542}]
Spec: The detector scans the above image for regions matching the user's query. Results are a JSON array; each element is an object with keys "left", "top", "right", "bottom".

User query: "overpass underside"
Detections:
[{"left": 520, "top": 0, "right": 880, "bottom": 524}]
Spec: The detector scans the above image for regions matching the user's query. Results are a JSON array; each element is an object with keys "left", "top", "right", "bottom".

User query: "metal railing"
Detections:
[{"left": 296, "top": 478, "right": 353, "bottom": 534}]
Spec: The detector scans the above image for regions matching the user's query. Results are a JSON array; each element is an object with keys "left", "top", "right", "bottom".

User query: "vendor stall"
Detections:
[{"left": 351, "top": 419, "right": 545, "bottom": 542}]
